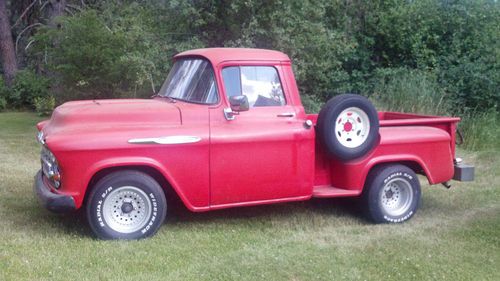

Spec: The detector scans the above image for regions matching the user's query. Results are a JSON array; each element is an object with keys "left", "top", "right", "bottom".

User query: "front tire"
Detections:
[
  {"left": 86, "top": 170, "right": 167, "bottom": 240},
  {"left": 362, "top": 164, "right": 421, "bottom": 223}
]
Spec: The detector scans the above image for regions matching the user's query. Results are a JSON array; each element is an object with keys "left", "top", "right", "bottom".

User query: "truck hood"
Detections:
[{"left": 40, "top": 99, "right": 181, "bottom": 138}]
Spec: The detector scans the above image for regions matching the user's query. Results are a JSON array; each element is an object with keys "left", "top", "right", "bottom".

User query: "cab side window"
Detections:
[{"left": 222, "top": 66, "right": 286, "bottom": 107}]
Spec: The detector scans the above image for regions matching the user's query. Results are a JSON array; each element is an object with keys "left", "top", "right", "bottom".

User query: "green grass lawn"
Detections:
[{"left": 0, "top": 111, "right": 498, "bottom": 281}]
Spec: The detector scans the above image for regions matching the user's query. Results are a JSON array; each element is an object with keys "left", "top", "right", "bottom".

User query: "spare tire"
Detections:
[{"left": 317, "top": 94, "right": 379, "bottom": 161}]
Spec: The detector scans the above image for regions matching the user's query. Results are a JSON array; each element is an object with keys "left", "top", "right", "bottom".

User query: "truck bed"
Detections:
[
  {"left": 378, "top": 111, "right": 460, "bottom": 127},
  {"left": 308, "top": 111, "right": 460, "bottom": 154},
  {"left": 378, "top": 112, "right": 460, "bottom": 156},
  {"left": 307, "top": 111, "right": 460, "bottom": 127},
  {"left": 308, "top": 111, "right": 461, "bottom": 198}
]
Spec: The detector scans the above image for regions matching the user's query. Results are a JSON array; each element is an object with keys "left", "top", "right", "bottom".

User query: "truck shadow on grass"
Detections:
[
  {"left": 54, "top": 211, "right": 94, "bottom": 237},
  {"left": 17, "top": 197, "right": 367, "bottom": 238},
  {"left": 21, "top": 194, "right": 453, "bottom": 238},
  {"left": 166, "top": 197, "right": 367, "bottom": 226}
]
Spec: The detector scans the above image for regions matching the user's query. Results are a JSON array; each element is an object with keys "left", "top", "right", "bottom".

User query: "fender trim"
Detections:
[{"left": 128, "top": 136, "right": 201, "bottom": 145}]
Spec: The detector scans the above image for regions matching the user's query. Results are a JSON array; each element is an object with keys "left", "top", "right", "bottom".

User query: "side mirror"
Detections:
[{"left": 229, "top": 95, "right": 249, "bottom": 112}]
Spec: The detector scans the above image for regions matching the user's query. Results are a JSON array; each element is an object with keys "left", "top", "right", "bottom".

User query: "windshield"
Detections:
[{"left": 158, "top": 58, "right": 218, "bottom": 104}]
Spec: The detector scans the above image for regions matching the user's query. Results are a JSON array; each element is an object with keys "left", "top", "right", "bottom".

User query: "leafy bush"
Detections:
[
  {"left": 6, "top": 70, "right": 50, "bottom": 109},
  {"left": 371, "top": 68, "right": 449, "bottom": 115},
  {"left": 459, "top": 110, "right": 500, "bottom": 151},
  {"left": 363, "top": 0, "right": 499, "bottom": 111},
  {"left": 182, "top": 0, "right": 357, "bottom": 98},
  {"left": 31, "top": 5, "right": 202, "bottom": 102},
  {"left": 7, "top": 0, "right": 494, "bottom": 152},
  {"left": 23, "top": 0, "right": 498, "bottom": 113},
  {"left": 301, "top": 94, "right": 323, "bottom": 114},
  {"left": 438, "top": 55, "right": 500, "bottom": 111},
  {"left": 34, "top": 96, "right": 55, "bottom": 116},
  {"left": 33, "top": 11, "right": 137, "bottom": 100}
]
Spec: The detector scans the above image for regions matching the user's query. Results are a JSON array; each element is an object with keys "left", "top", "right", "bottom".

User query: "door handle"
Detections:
[{"left": 277, "top": 112, "right": 295, "bottom": 117}]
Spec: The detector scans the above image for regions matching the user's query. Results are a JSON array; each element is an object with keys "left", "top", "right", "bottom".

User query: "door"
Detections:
[{"left": 209, "top": 64, "right": 314, "bottom": 206}]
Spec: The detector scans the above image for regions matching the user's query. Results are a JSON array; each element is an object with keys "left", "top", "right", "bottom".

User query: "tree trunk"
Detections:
[
  {"left": 0, "top": 0, "right": 18, "bottom": 85},
  {"left": 48, "top": 0, "right": 66, "bottom": 28}
]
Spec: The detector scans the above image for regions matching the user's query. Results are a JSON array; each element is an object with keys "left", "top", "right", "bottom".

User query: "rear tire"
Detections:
[
  {"left": 362, "top": 164, "right": 421, "bottom": 223},
  {"left": 86, "top": 170, "right": 167, "bottom": 240},
  {"left": 317, "top": 94, "right": 379, "bottom": 161}
]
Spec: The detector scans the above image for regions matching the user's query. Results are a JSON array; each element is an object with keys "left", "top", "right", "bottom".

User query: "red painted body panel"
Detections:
[
  {"left": 36, "top": 48, "right": 460, "bottom": 212},
  {"left": 42, "top": 100, "right": 211, "bottom": 210},
  {"left": 310, "top": 112, "right": 458, "bottom": 193},
  {"left": 208, "top": 60, "right": 315, "bottom": 207}
]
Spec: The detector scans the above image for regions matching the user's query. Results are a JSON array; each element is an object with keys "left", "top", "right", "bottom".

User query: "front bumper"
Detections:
[{"left": 34, "top": 170, "right": 76, "bottom": 213}]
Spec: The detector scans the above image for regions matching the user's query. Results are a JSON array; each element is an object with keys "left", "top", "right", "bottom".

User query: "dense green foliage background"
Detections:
[{"left": 0, "top": 0, "right": 498, "bottom": 148}]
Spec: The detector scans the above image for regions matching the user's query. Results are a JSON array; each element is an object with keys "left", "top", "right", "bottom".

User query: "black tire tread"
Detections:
[
  {"left": 361, "top": 164, "right": 421, "bottom": 223},
  {"left": 317, "top": 94, "right": 379, "bottom": 161},
  {"left": 86, "top": 170, "right": 167, "bottom": 240}
]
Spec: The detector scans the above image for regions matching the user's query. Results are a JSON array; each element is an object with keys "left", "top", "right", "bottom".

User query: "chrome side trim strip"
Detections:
[{"left": 128, "top": 136, "right": 201, "bottom": 145}]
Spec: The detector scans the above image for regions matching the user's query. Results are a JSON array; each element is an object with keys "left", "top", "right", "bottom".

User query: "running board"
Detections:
[{"left": 312, "top": 185, "right": 361, "bottom": 198}]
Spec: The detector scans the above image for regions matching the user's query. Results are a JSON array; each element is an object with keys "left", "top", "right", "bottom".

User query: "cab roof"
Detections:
[{"left": 174, "top": 48, "right": 291, "bottom": 66}]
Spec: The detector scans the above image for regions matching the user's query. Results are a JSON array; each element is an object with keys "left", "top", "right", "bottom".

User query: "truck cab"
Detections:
[{"left": 34, "top": 48, "right": 474, "bottom": 240}]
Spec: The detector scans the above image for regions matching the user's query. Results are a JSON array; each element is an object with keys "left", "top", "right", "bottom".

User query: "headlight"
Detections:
[{"left": 41, "top": 146, "right": 61, "bottom": 188}]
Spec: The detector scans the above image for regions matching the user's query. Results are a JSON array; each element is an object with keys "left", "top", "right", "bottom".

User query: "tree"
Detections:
[
  {"left": 48, "top": 0, "right": 66, "bottom": 27},
  {"left": 0, "top": 0, "right": 18, "bottom": 85}
]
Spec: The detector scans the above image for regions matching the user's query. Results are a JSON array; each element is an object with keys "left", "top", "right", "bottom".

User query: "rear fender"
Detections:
[
  {"left": 329, "top": 138, "right": 454, "bottom": 191},
  {"left": 329, "top": 154, "right": 434, "bottom": 192}
]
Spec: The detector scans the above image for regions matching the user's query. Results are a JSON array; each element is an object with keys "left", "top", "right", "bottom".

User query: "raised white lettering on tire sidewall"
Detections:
[
  {"left": 383, "top": 171, "right": 413, "bottom": 185},
  {"left": 96, "top": 186, "right": 113, "bottom": 228},
  {"left": 95, "top": 186, "right": 158, "bottom": 235},
  {"left": 381, "top": 171, "right": 414, "bottom": 223},
  {"left": 383, "top": 211, "right": 413, "bottom": 223},
  {"left": 141, "top": 193, "right": 158, "bottom": 234}
]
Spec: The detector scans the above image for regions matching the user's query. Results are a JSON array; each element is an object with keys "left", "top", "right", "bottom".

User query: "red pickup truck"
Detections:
[{"left": 34, "top": 48, "right": 474, "bottom": 239}]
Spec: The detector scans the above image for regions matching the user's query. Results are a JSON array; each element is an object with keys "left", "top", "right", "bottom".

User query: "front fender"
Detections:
[{"left": 75, "top": 157, "right": 209, "bottom": 211}]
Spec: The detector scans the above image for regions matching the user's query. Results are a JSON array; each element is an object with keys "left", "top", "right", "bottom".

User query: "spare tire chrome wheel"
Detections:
[
  {"left": 317, "top": 94, "right": 379, "bottom": 161},
  {"left": 362, "top": 164, "right": 421, "bottom": 223},
  {"left": 87, "top": 170, "right": 167, "bottom": 240}
]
